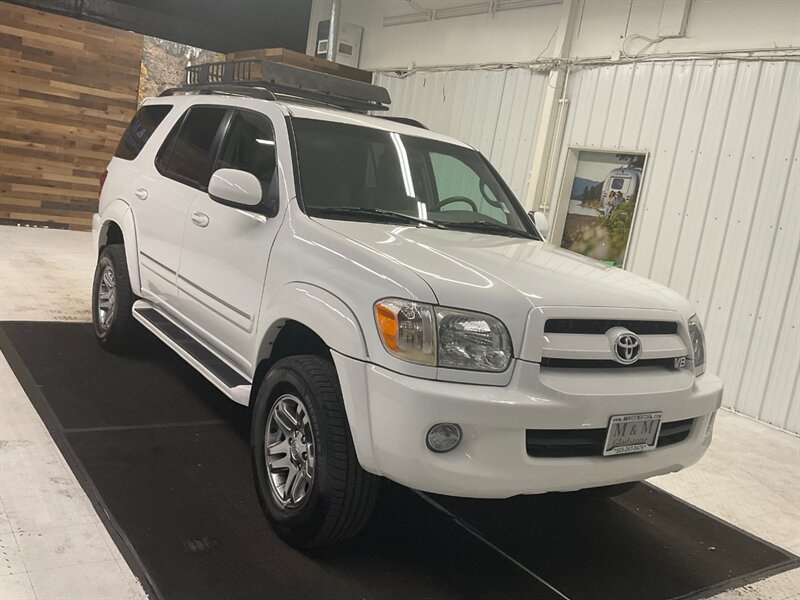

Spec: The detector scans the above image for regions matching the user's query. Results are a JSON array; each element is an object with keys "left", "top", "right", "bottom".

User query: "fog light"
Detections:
[{"left": 426, "top": 423, "right": 462, "bottom": 453}]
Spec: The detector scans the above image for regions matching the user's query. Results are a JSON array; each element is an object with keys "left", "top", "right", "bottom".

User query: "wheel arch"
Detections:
[
  {"left": 98, "top": 220, "right": 125, "bottom": 250},
  {"left": 249, "top": 285, "right": 378, "bottom": 473},
  {"left": 250, "top": 319, "right": 331, "bottom": 407},
  {"left": 96, "top": 200, "right": 142, "bottom": 296},
  {"left": 253, "top": 284, "right": 367, "bottom": 375}
]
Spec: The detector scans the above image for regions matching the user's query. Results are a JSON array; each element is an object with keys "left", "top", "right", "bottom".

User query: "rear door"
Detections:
[
  {"left": 176, "top": 105, "right": 287, "bottom": 372},
  {"left": 134, "top": 105, "right": 228, "bottom": 309}
]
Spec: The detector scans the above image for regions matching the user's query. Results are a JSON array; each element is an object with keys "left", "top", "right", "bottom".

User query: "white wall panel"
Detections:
[
  {"left": 374, "top": 69, "right": 549, "bottom": 200},
  {"left": 552, "top": 60, "right": 800, "bottom": 432},
  {"left": 309, "top": 0, "right": 800, "bottom": 70}
]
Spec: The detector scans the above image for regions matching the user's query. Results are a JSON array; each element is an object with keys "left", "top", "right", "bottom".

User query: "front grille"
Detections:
[
  {"left": 540, "top": 357, "right": 676, "bottom": 369},
  {"left": 544, "top": 319, "right": 678, "bottom": 335},
  {"left": 525, "top": 418, "right": 694, "bottom": 458}
]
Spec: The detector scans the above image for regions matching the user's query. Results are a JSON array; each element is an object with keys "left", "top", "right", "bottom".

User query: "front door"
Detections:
[{"left": 177, "top": 106, "right": 288, "bottom": 374}]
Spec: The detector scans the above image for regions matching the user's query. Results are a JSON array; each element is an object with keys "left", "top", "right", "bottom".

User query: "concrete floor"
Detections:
[
  {"left": 0, "top": 224, "right": 798, "bottom": 600},
  {"left": 0, "top": 226, "right": 144, "bottom": 599}
]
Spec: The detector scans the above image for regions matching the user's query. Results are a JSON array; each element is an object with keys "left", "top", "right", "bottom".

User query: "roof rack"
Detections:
[{"left": 159, "top": 59, "right": 391, "bottom": 113}]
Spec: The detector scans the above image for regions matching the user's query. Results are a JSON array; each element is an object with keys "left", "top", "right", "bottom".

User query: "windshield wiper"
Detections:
[
  {"left": 437, "top": 220, "right": 537, "bottom": 239},
  {"left": 310, "top": 206, "right": 448, "bottom": 229}
]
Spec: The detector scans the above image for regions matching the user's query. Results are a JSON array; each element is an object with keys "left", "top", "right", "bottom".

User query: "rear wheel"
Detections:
[
  {"left": 251, "top": 355, "right": 379, "bottom": 548},
  {"left": 92, "top": 244, "right": 139, "bottom": 353}
]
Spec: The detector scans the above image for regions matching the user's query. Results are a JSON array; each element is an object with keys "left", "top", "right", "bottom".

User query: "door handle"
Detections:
[
  {"left": 134, "top": 188, "right": 148, "bottom": 201},
  {"left": 191, "top": 212, "right": 210, "bottom": 228}
]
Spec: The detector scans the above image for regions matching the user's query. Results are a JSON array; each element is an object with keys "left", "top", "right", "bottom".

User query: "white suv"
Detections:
[{"left": 91, "top": 63, "right": 722, "bottom": 548}]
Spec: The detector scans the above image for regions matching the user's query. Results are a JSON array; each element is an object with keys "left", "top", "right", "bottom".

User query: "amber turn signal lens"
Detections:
[
  {"left": 375, "top": 304, "right": 399, "bottom": 351},
  {"left": 373, "top": 299, "right": 436, "bottom": 366}
]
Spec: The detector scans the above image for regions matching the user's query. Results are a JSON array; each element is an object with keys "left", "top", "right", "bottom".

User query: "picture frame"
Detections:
[{"left": 550, "top": 147, "right": 649, "bottom": 268}]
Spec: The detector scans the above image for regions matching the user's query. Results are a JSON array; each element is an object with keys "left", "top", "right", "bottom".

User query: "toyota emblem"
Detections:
[{"left": 606, "top": 327, "right": 642, "bottom": 365}]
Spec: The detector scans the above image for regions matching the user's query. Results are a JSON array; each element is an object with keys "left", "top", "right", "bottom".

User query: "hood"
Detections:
[{"left": 316, "top": 219, "right": 693, "bottom": 318}]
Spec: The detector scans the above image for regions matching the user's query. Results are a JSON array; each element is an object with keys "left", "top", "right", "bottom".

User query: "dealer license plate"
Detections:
[{"left": 603, "top": 412, "right": 662, "bottom": 456}]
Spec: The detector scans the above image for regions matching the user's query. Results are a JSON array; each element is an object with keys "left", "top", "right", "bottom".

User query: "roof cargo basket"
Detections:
[{"left": 160, "top": 59, "right": 391, "bottom": 112}]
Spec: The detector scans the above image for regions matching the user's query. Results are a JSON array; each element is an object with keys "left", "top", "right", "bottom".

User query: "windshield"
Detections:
[{"left": 292, "top": 119, "right": 536, "bottom": 237}]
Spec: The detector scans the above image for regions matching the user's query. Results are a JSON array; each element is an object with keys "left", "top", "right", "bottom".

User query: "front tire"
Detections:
[
  {"left": 251, "top": 356, "right": 379, "bottom": 548},
  {"left": 92, "top": 244, "right": 139, "bottom": 354}
]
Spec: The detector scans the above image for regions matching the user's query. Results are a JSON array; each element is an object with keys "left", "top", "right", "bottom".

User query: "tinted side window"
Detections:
[
  {"left": 215, "top": 111, "right": 277, "bottom": 198},
  {"left": 115, "top": 105, "right": 172, "bottom": 161},
  {"left": 157, "top": 106, "right": 227, "bottom": 189}
]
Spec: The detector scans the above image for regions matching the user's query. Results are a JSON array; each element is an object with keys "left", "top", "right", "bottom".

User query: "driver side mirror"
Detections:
[
  {"left": 209, "top": 168, "right": 263, "bottom": 210},
  {"left": 529, "top": 211, "right": 550, "bottom": 240}
]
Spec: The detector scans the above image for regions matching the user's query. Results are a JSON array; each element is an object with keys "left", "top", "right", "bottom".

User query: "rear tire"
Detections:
[
  {"left": 92, "top": 244, "right": 139, "bottom": 354},
  {"left": 251, "top": 355, "right": 379, "bottom": 548}
]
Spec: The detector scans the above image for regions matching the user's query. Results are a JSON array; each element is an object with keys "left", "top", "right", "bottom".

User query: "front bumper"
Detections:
[{"left": 334, "top": 353, "right": 722, "bottom": 498}]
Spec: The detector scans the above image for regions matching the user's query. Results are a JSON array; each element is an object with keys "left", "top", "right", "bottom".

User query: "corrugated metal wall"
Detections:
[
  {"left": 377, "top": 59, "right": 799, "bottom": 433},
  {"left": 552, "top": 60, "right": 799, "bottom": 433},
  {"left": 374, "top": 69, "right": 549, "bottom": 201}
]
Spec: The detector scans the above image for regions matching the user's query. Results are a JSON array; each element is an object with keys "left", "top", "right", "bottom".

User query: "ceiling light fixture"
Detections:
[
  {"left": 495, "top": 0, "right": 562, "bottom": 11},
  {"left": 434, "top": 2, "right": 492, "bottom": 20},
  {"left": 383, "top": 11, "right": 432, "bottom": 27},
  {"left": 382, "top": 0, "right": 561, "bottom": 27}
]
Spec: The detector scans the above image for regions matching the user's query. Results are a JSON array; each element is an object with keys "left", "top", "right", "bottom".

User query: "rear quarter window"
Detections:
[{"left": 115, "top": 105, "right": 173, "bottom": 161}]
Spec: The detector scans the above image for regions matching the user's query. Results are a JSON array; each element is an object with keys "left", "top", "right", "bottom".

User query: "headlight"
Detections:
[
  {"left": 687, "top": 315, "right": 706, "bottom": 376},
  {"left": 374, "top": 299, "right": 512, "bottom": 372},
  {"left": 436, "top": 307, "right": 512, "bottom": 371}
]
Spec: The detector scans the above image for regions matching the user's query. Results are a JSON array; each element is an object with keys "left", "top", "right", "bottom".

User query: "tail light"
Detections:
[{"left": 98, "top": 170, "right": 108, "bottom": 195}]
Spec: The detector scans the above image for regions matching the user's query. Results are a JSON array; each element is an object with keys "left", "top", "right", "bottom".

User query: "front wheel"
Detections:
[
  {"left": 251, "top": 356, "right": 379, "bottom": 548},
  {"left": 92, "top": 244, "right": 139, "bottom": 353}
]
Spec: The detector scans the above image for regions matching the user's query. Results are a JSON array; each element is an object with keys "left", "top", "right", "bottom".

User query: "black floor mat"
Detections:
[{"left": 2, "top": 321, "right": 797, "bottom": 600}]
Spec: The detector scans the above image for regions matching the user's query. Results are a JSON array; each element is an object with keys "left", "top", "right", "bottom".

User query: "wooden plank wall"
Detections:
[{"left": 0, "top": 2, "right": 143, "bottom": 230}]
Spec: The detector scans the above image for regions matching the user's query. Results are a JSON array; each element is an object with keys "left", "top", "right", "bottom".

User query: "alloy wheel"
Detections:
[
  {"left": 96, "top": 265, "right": 116, "bottom": 330},
  {"left": 265, "top": 394, "right": 316, "bottom": 508}
]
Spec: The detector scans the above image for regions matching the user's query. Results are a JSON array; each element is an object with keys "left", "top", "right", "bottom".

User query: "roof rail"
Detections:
[
  {"left": 159, "top": 59, "right": 391, "bottom": 113},
  {"left": 378, "top": 116, "right": 428, "bottom": 130},
  {"left": 160, "top": 83, "right": 277, "bottom": 101}
]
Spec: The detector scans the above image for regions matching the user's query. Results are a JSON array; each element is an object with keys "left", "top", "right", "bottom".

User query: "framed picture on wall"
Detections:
[{"left": 551, "top": 149, "right": 648, "bottom": 268}]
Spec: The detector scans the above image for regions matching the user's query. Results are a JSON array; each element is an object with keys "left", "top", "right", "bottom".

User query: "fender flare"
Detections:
[
  {"left": 256, "top": 283, "right": 378, "bottom": 471},
  {"left": 256, "top": 283, "right": 368, "bottom": 364},
  {"left": 97, "top": 200, "right": 142, "bottom": 296}
]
